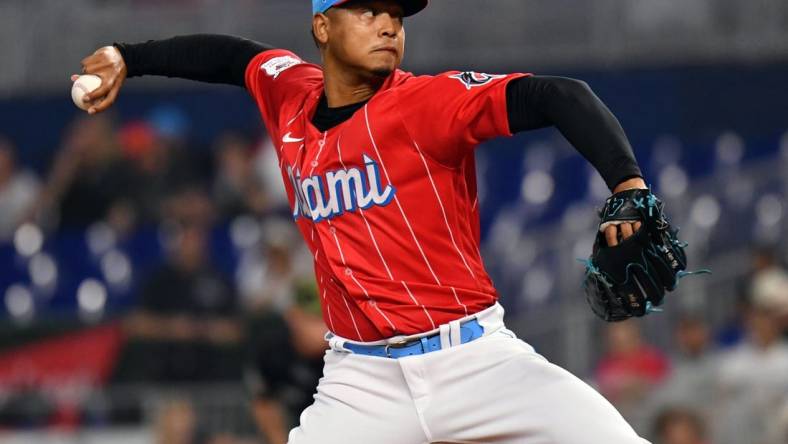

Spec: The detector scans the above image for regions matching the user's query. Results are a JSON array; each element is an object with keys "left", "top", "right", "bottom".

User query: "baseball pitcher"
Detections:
[{"left": 75, "top": 0, "right": 701, "bottom": 442}]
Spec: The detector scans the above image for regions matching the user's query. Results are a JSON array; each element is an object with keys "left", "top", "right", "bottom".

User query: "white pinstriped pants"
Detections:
[{"left": 287, "top": 303, "right": 650, "bottom": 444}]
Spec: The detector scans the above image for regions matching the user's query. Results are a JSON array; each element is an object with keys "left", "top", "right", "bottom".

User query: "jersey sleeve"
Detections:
[
  {"left": 244, "top": 49, "right": 323, "bottom": 135},
  {"left": 395, "top": 71, "right": 530, "bottom": 167}
]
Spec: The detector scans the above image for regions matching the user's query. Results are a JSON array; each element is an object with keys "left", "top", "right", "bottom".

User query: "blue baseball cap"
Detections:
[{"left": 312, "top": 0, "right": 428, "bottom": 17}]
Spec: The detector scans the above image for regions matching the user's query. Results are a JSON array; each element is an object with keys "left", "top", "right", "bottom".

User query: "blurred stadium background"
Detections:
[{"left": 1, "top": 0, "right": 788, "bottom": 443}]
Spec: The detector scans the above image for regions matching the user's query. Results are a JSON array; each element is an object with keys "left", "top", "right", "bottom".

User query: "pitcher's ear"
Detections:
[{"left": 312, "top": 14, "right": 330, "bottom": 48}]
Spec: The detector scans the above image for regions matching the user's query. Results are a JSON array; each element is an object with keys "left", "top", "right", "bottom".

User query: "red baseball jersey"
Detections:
[{"left": 246, "top": 49, "right": 529, "bottom": 341}]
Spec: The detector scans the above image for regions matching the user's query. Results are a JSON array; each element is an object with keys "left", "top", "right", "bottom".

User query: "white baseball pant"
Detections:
[{"left": 287, "top": 303, "right": 651, "bottom": 444}]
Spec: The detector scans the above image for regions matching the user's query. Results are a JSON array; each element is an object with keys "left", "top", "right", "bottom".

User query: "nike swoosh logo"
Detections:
[{"left": 282, "top": 132, "right": 304, "bottom": 143}]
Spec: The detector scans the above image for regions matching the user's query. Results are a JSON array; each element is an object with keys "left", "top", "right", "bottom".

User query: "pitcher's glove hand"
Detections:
[{"left": 580, "top": 188, "right": 706, "bottom": 322}]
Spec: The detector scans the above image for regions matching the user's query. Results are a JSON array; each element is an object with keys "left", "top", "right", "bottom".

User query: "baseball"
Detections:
[{"left": 71, "top": 74, "right": 103, "bottom": 111}]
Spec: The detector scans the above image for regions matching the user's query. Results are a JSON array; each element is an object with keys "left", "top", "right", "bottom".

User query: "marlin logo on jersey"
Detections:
[
  {"left": 449, "top": 71, "right": 506, "bottom": 90},
  {"left": 287, "top": 154, "right": 396, "bottom": 222}
]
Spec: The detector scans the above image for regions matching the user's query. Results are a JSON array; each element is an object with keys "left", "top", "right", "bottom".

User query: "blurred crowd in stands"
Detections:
[
  {"left": 593, "top": 245, "right": 788, "bottom": 444},
  {"left": 0, "top": 107, "right": 787, "bottom": 444},
  {"left": 0, "top": 108, "right": 328, "bottom": 444},
  {"left": 0, "top": 108, "right": 283, "bottom": 237}
]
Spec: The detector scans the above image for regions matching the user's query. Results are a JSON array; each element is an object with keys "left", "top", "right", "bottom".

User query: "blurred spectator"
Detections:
[
  {"left": 212, "top": 132, "right": 269, "bottom": 218},
  {"left": 145, "top": 104, "right": 210, "bottom": 193},
  {"left": 117, "top": 120, "right": 167, "bottom": 226},
  {"left": 246, "top": 298, "right": 327, "bottom": 444},
  {"left": 719, "top": 246, "right": 786, "bottom": 346},
  {"left": 595, "top": 321, "right": 669, "bottom": 418},
  {"left": 749, "top": 266, "right": 788, "bottom": 331},
  {"left": 138, "top": 223, "right": 235, "bottom": 326},
  {"left": 161, "top": 186, "right": 216, "bottom": 229},
  {"left": 0, "top": 135, "right": 40, "bottom": 240},
  {"left": 154, "top": 397, "right": 258, "bottom": 444},
  {"left": 253, "top": 135, "right": 290, "bottom": 210},
  {"left": 647, "top": 315, "right": 716, "bottom": 416},
  {"left": 652, "top": 407, "right": 707, "bottom": 444},
  {"left": 245, "top": 285, "right": 326, "bottom": 444},
  {"left": 239, "top": 222, "right": 326, "bottom": 444},
  {"left": 236, "top": 219, "right": 313, "bottom": 313},
  {"left": 118, "top": 118, "right": 207, "bottom": 227},
  {"left": 116, "top": 194, "right": 241, "bottom": 383},
  {"left": 675, "top": 315, "right": 712, "bottom": 361},
  {"left": 155, "top": 399, "right": 196, "bottom": 444},
  {"left": 36, "top": 114, "right": 136, "bottom": 232},
  {"left": 713, "top": 301, "right": 788, "bottom": 444}
]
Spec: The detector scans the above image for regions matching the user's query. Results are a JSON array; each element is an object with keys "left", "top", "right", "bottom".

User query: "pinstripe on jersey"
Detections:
[{"left": 246, "top": 49, "right": 529, "bottom": 340}]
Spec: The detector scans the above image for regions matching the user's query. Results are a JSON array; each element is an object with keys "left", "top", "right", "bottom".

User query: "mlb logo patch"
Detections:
[{"left": 261, "top": 55, "right": 303, "bottom": 79}]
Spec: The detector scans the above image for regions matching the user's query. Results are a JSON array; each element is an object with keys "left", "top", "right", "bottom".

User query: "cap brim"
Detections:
[
  {"left": 329, "top": 0, "right": 428, "bottom": 17},
  {"left": 400, "top": 0, "right": 428, "bottom": 17}
]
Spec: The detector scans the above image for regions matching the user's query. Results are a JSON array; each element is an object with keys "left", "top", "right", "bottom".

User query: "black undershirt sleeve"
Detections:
[
  {"left": 113, "top": 38, "right": 642, "bottom": 189},
  {"left": 114, "top": 34, "right": 274, "bottom": 88},
  {"left": 506, "top": 76, "right": 643, "bottom": 191}
]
